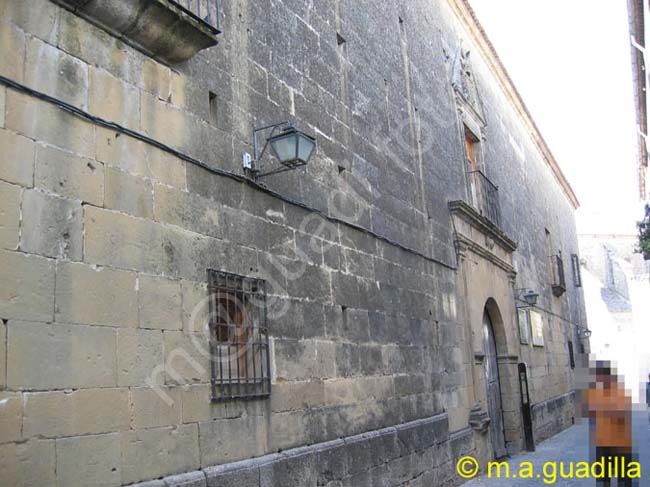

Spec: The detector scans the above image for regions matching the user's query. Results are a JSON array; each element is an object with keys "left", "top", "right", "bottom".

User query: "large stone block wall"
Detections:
[
  {"left": 531, "top": 391, "right": 576, "bottom": 444},
  {"left": 129, "top": 413, "right": 476, "bottom": 487},
  {"left": 0, "top": 0, "right": 585, "bottom": 485}
]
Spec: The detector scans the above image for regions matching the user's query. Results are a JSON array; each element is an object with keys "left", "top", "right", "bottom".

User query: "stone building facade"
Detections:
[{"left": 0, "top": 0, "right": 587, "bottom": 485}]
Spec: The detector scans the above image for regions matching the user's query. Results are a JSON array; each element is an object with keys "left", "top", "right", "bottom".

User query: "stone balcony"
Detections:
[{"left": 51, "top": 0, "right": 221, "bottom": 63}]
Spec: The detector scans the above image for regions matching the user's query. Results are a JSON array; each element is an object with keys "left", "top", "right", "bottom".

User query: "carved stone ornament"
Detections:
[
  {"left": 451, "top": 42, "right": 485, "bottom": 122},
  {"left": 468, "top": 402, "right": 490, "bottom": 433},
  {"left": 485, "top": 235, "right": 495, "bottom": 251}
]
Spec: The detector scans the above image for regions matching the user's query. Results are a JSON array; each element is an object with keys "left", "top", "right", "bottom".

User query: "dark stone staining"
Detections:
[{"left": 209, "top": 91, "right": 218, "bottom": 125}]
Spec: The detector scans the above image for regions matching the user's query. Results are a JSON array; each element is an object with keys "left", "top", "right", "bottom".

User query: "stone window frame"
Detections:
[
  {"left": 207, "top": 269, "right": 271, "bottom": 402},
  {"left": 451, "top": 43, "right": 493, "bottom": 217}
]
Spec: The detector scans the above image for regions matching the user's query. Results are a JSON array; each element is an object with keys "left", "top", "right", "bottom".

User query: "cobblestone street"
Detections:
[{"left": 465, "top": 409, "right": 650, "bottom": 486}]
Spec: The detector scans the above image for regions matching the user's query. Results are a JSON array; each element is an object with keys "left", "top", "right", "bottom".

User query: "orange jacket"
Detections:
[{"left": 588, "top": 386, "right": 632, "bottom": 448}]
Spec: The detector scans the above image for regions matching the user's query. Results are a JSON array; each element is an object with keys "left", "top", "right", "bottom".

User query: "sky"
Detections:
[{"left": 468, "top": 0, "right": 643, "bottom": 236}]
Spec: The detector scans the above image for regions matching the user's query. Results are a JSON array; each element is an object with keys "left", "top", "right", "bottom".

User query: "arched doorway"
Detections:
[{"left": 483, "top": 307, "right": 507, "bottom": 458}]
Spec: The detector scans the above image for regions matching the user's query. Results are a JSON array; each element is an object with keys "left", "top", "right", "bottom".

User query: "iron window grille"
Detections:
[
  {"left": 170, "top": 0, "right": 221, "bottom": 34},
  {"left": 571, "top": 253, "right": 582, "bottom": 287},
  {"left": 207, "top": 270, "right": 271, "bottom": 402},
  {"left": 467, "top": 169, "right": 501, "bottom": 227},
  {"left": 551, "top": 253, "right": 566, "bottom": 297}
]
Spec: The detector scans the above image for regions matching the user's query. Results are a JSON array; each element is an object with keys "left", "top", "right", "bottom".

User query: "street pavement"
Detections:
[{"left": 464, "top": 408, "right": 650, "bottom": 486}]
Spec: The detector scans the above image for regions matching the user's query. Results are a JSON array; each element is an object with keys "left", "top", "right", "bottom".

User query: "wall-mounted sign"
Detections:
[
  {"left": 530, "top": 310, "right": 544, "bottom": 347},
  {"left": 518, "top": 308, "right": 531, "bottom": 345}
]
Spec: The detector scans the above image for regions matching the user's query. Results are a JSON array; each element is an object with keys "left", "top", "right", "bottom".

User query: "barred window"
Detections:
[
  {"left": 571, "top": 253, "right": 582, "bottom": 287},
  {"left": 550, "top": 252, "right": 567, "bottom": 297},
  {"left": 171, "top": 0, "right": 220, "bottom": 33},
  {"left": 207, "top": 270, "right": 270, "bottom": 402}
]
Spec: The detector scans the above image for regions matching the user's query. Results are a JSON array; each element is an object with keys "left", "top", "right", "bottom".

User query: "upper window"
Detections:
[
  {"left": 465, "top": 128, "right": 479, "bottom": 172},
  {"left": 571, "top": 253, "right": 582, "bottom": 287},
  {"left": 464, "top": 126, "right": 501, "bottom": 225},
  {"left": 207, "top": 270, "right": 270, "bottom": 402}
]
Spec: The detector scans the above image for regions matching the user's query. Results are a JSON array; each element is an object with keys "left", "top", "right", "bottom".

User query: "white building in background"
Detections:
[{"left": 579, "top": 234, "right": 650, "bottom": 402}]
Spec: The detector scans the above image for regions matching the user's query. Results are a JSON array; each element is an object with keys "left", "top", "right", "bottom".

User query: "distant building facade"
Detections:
[{"left": 0, "top": 0, "right": 587, "bottom": 485}]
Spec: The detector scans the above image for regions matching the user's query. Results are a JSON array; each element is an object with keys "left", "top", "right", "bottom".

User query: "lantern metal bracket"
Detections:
[
  {"left": 244, "top": 121, "right": 295, "bottom": 181},
  {"left": 515, "top": 288, "right": 539, "bottom": 308}
]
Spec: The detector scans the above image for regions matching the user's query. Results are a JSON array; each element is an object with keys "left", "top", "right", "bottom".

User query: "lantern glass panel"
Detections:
[
  {"left": 298, "top": 134, "right": 315, "bottom": 163},
  {"left": 270, "top": 133, "right": 298, "bottom": 163}
]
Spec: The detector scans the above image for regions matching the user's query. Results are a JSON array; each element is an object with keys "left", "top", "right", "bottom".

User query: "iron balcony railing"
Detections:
[
  {"left": 467, "top": 170, "right": 501, "bottom": 227},
  {"left": 170, "top": 0, "right": 221, "bottom": 33},
  {"left": 551, "top": 253, "right": 566, "bottom": 297}
]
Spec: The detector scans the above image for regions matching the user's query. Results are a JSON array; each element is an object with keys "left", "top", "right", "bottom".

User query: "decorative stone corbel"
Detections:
[
  {"left": 484, "top": 235, "right": 495, "bottom": 251},
  {"left": 455, "top": 239, "right": 470, "bottom": 261},
  {"left": 468, "top": 402, "right": 490, "bottom": 434}
]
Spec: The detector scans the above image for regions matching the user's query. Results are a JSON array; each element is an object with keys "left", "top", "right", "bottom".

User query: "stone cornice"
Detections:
[
  {"left": 448, "top": 200, "right": 517, "bottom": 252},
  {"left": 447, "top": 0, "right": 580, "bottom": 209},
  {"left": 497, "top": 354, "right": 519, "bottom": 364},
  {"left": 455, "top": 233, "right": 515, "bottom": 276}
]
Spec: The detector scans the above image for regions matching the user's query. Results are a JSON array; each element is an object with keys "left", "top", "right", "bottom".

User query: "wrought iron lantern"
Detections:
[
  {"left": 243, "top": 121, "right": 316, "bottom": 180},
  {"left": 516, "top": 288, "right": 539, "bottom": 307},
  {"left": 522, "top": 290, "right": 539, "bottom": 306}
]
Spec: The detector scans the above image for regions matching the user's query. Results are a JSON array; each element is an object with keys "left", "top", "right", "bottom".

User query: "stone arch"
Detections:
[{"left": 484, "top": 297, "right": 508, "bottom": 355}]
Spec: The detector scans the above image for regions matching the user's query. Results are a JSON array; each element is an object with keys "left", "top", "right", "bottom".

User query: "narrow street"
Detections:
[{"left": 465, "top": 409, "right": 650, "bottom": 486}]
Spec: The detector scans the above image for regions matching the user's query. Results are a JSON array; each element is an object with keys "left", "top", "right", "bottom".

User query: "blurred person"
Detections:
[{"left": 586, "top": 361, "right": 634, "bottom": 487}]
